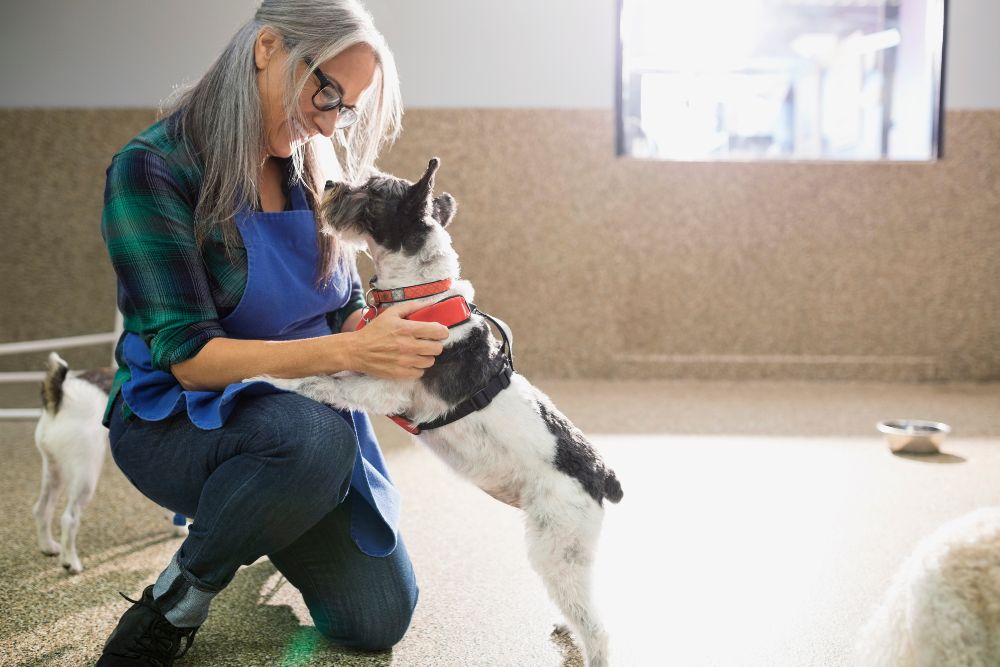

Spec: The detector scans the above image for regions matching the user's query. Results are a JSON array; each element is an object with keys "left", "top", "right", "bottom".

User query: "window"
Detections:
[{"left": 617, "top": 0, "right": 947, "bottom": 161}]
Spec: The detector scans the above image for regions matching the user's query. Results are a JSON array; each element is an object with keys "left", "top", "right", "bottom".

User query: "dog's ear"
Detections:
[
  {"left": 432, "top": 192, "right": 456, "bottom": 228},
  {"left": 400, "top": 158, "right": 440, "bottom": 221}
]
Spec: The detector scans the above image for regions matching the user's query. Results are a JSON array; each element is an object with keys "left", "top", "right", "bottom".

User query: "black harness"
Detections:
[{"left": 409, "top": 304, "right": 515, "bottom": 434}]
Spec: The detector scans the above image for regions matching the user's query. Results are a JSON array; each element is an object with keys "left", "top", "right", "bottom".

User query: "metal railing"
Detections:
[{"left": 0, "top": 311, "right": 122, "bottom": 420}]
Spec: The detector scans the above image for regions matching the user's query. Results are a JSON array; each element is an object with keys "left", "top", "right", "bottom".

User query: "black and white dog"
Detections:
[{"left": 248, "top": 158, "right": 623, "bottom": 667}]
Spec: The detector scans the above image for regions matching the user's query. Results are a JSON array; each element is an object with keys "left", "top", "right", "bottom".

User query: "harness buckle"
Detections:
[{"left": 469, "top": 391, "right": 491, "bottom": 410}]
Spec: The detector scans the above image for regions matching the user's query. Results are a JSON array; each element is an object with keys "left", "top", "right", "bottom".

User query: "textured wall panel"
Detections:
[{"left": 1, "top": 109, "right": 997, "bottom": 384}]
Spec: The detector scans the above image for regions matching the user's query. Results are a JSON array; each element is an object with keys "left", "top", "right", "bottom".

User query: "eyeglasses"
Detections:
[{"left": 304, "top": 57, "right": 359, "bottom": 129}]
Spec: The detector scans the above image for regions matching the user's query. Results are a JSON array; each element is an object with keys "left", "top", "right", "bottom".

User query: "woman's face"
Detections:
[{"left": 255, "top": 29, "right": 376, "bottom": 159}]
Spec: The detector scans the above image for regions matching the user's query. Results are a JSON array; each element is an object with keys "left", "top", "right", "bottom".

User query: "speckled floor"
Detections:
[{"left": 2, "top": 379, "right": 999, "bottom": 666}]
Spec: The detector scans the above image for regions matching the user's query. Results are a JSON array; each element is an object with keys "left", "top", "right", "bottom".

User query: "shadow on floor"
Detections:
[
  {"left": 893, "top": 451, "right": 966, "bottom": 464},
  {"left": 189, "top": 559, "right": 396, "bottom": 666}
]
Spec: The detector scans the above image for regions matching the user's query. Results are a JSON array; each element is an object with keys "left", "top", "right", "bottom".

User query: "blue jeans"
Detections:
[{"left": 107, "top": 390, "right": 418, "bottom": 650}]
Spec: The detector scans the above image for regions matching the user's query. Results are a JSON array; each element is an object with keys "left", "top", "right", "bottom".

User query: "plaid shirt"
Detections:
[{"left": 100, "top": 113, "right": 364, "bottom": 427}]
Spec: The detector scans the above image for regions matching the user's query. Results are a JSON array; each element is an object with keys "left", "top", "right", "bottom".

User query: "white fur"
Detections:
[
  {"left": 33, "top": 353, "right": 188, "bottom": 574},
  {"left": 248, "top": 213, "right": 616, "bottom": 666},
  {"left": 33, "top": 362, "right": 109, "bottom": 573},
  {"left": 854, "top": 507, "right": 1000, "bottom": 666}
]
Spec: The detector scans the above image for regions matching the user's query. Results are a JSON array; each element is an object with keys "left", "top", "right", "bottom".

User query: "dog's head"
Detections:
[{"left": 321, "top": 158, "right": 457, "bottom": 260}]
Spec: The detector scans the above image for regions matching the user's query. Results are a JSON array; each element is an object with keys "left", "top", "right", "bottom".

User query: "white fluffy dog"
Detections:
[
  {"left": 33, "top": 352, "right": 186, "bottom": 573},
  {"left": 854, "top": 507, "right": 1000, "bottom": 667},
  {"left": 248, "top": 158, "right": 624, "bottom": 667}
]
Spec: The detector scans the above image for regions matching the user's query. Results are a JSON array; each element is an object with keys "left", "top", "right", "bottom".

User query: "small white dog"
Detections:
[
  {"left": 33, "top": 352, "right": 187, "bottom": 574},
  {"left": 248, "top": 158, "right": 624, "bottom": 667},
  {"left": 854, "top": 507, "right": 1000, "bottom": 667}
]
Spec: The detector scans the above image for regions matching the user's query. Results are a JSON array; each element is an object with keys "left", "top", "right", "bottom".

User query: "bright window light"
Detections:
[{"left": 617, "top": 0, "right": 946, "bottom": 161}]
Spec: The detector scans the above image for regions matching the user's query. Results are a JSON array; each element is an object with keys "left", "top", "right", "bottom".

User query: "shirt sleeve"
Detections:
[
  {"left": 325, "top": 256, "right": 367, "bottom": 334},
  {"left": 101, "top": 148, "right": 226, "bottom": 372}
]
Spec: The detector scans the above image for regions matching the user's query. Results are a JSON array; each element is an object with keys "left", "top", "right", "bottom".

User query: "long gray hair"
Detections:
[{"left": 164, "top": 0, "right": 402, "bottom": 285}]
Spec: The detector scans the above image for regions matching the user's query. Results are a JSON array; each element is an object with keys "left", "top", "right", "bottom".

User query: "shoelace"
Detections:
[{"left": 118, "top": 591, "right": 199, "bottom": 664}]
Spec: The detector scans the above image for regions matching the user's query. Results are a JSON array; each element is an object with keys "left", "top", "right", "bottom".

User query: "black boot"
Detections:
[{"left": 95, "top": 585, "right": 199, "bottom": 666}]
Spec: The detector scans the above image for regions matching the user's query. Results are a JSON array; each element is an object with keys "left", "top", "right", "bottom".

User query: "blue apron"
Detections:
[{"left": 118, "top": 181, "right": 401, "bottom": 557}]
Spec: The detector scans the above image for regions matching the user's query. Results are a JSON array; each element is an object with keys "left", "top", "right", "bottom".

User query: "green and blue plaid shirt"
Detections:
[{"left": 100, "top": 113, "right": 364, "bottom": 427}]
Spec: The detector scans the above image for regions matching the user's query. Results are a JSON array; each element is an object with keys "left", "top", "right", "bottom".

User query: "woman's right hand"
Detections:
[{"left": 345, "top": 301, "right": 449, "bottom": 379}]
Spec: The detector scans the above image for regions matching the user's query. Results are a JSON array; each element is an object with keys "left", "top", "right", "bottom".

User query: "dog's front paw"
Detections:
[{"left": 61, "top": 557, "right": 83, "bottom": 574}]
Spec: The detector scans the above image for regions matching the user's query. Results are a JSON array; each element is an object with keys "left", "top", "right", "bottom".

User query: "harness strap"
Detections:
[
  {"left": 403, "top": 303, "right": 515, "bottom": 434},
  {"left": 471, "top": 303, "right": 515, "bottom": 373},
  {"left": 414, "top": 362, "right": 513, "bottom": 432}
]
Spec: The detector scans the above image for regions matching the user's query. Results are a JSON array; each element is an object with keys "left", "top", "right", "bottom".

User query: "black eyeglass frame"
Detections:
[{"left": 303, "top": 57, "right": 359, "bottom": 129}]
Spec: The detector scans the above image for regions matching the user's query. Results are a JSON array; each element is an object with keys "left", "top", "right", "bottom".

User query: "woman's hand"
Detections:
[{"left": 345, "top": 301, "right": 449, "bottom": 379}]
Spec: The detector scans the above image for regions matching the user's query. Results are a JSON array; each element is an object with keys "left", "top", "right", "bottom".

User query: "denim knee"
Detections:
[
  {"left": 313, "top": 584, "right": 418, "bottom": 651},
  {"left": 251, "top": 394, "right": 358, "bottom": 504}
]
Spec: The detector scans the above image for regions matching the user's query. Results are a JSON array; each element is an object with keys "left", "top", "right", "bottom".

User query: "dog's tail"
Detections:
[
  {"left": 604, "top": 469, "right": 623, "bottom": 504},
  {"left": 41, "top": 352, "right": 70, "bottom": 415}
]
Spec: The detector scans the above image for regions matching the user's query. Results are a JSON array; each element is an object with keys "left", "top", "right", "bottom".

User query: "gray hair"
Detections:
[{"left": 163, "top": 0, "right": 402, "bottom": 285}]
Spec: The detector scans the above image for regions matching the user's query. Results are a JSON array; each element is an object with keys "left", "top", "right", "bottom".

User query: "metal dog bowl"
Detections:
[{"left": 877, "top": 419, "right": 951, "bottom": 455}]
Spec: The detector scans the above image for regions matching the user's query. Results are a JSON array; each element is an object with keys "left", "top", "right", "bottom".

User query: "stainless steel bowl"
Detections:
[{"left": 877, "top": 419, "right": 951, "bottom": 455}]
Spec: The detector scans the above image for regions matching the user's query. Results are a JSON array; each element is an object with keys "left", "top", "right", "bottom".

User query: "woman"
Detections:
[{"left": 96, "top": 2, "right": 448, "bottom": 665}]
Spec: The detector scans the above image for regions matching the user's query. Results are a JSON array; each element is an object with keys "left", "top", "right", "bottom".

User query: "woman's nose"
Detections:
[{"left": 313, "top": 110, "right": 339, "bottom": 139}]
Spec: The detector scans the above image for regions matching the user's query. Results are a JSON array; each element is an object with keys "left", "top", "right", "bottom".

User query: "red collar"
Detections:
[
  {"left": 356, "top": 294, "right": 472, "bottom": 331},
  {"left": 367, "top": 276, "right": 453, "bottom": 307}
]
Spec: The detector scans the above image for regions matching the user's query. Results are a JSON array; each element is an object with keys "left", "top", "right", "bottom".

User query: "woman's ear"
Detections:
[{"left": 254, "top": 27, "right": 282, "bottom": 71}]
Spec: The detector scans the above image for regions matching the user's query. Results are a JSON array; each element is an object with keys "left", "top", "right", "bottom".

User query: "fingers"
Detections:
[
  {"left": 386, "top": 300, "right": 433, "bottom": 316},
  {"left": 404, "top": 320, "right": 450, "bottom": 341},
  {"left": 382, "top": 303, "right": 450, "bottom": 340},
  {"left": 395, "top": 354, "right": 436, "bottom": 373},
  {"left": 388, "top": 362, "right": 430, "bottom": 380},
  {"left": 355, "top": 300, "right": 451, "bottom": 379},
  {"left": 407, "top": 339, "right": 445, "bottom": 357}
]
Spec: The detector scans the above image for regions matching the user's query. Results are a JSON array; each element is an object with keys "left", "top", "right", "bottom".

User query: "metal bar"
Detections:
[
  {"left": 0, "top": 408, "right": 43, "bottom": 420},
  {"left": 0, "top": 332, "right": 117, "bottom": 356},
  {"left": 0, "top": 371, "right": 46, "bottom": 383}
]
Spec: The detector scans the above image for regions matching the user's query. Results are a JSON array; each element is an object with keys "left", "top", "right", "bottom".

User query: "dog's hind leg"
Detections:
[
  {"left": 524, "top": 494, "right": 610, "bottom": 667},
  {"left": 33, "top": 455, "right": 63, "bottom": 556},
  {"left": 59, "top": 477, "right": 95, "bottom": 574}
]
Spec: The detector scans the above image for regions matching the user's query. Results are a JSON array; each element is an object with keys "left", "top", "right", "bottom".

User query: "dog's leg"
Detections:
[
  {"left": 33, "top": 455, "right": 62, "bottom": 556},
  {"left": 246, "top": 374, "right": 413, "bottom": 416},
  {"left": 524, "top": 494, "right": 610, "bottom": 667},
  {"left": 59, "top": 478, "right": 95, "bottom": 574}
]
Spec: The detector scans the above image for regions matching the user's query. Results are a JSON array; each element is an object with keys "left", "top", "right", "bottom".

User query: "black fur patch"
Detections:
[
  {"left": 359, "top": 175, "right": 435, "bottom": 256},
  {"left": 421, "top": 320, "right": 505, "bottom": 405},
  {"left": 535, "top": 399, "right": 623, "bottom": 505},
  {"left": 77, "top": 368, "right": 115, "bottom": 395}
]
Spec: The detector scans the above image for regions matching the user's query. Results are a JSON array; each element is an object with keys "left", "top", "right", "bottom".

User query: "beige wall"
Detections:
[{"left": 1, "top": 109, "right": 998, "bottom": 384}]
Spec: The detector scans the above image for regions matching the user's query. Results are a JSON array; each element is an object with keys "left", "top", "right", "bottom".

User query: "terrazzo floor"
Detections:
[{"left": 2, "top": 379, "right": 999, "bottom": 666}]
